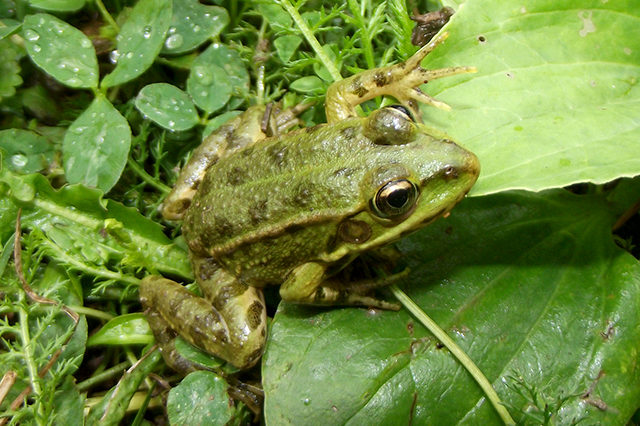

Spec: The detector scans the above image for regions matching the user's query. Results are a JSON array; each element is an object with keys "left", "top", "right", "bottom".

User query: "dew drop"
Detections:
[
  {"left": 126, "top": 51, "right": 134, "bottom": 59},
  {"left": 193, "top": 66, "right": 213, "bottom": 85},
  {"left": 302, "top": 398, "right": 311, "bottom": 405},
  {"left": 143, "top": 26, "right": 152, "bottom": 39},
  {"left": 32, "top": 44, "right": 42, "bottom": 53},
  {"left": 167, "top": 26, "right": 177, "bottom": 35},
  {"left": 110, "top": 50, "right": 120, "bottom": 64},
  {"left": 24, "top": 29, "right": 40, "bottom": 41},
  {"left": 81, "top": 38, "right": 92, "bottom": 48},
  {"left": 11, "top": 154, "right": 28, "bottom": 168},
  {"left": 168, "top": 120, "right": 176, "bottom": 128},
  {"left": 72, "top": 126, "right": 86, "bottom": 135},
  {"left": 165, "top": 34, "right": 184, "bottom": 50},
  {"left": 193, "top": 25, "right": 201, "bottom": 33}
]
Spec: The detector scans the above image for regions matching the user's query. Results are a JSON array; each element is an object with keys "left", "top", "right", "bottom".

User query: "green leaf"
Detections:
[
  {"left": 186, "top": 43, "right": 248, "bottom": 114},
  {"left": 161, "top": 0, "right": 229, "bottom": 55},
  {"left": 264, "top": 189, "right": 640, "bottom": 425},
  {"left": 86, "top": 348, "right": 163, "bottom": 426},
  {"left": 274, "top": 34, "right": 302, "bottom": 63},
  {"left": 63, "top": 96, "right": 131, "bottom": 192},
  {"left": 418, "top": 1, "right": 640, "bottom": 195},
  {"left": 0, "top": 38, "right": 22, "bottom": 101},
  {"left": 29, "top": 0, "right": 85, "bottom": 12},
  {"left": 167, "top": 371, "right": 234, "bottom": 426},
  {"left": 52, "top": 377, "right": 86, "bottom": 426},
  {"left": 100, "top": 0, "right": 171, "bottom": 88},
  {"left": 289, "top": 75, "right": 325, "bottom": 95},
  {"left": 135, "top": 83, "right": 200, "bottom": 131},
  {"left": 0, "top": 20, "right": 21, "bottom": 40},
  {"left": 87, "top": 313, "right": 153, "bottom": 346},
  {"left": 0, "top": 128, "right": 54, "bottom": 174},
  {"left": 0, "top": 171, "right": 191, "bottom": 279},
  {"left": 22, "top": 13, "right": 98, "bottom": 89}
]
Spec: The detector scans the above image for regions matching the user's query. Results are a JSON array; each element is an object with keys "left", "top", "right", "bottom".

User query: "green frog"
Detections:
[{"left": 140, "top": 32, "right": 480, "bottom": 371}]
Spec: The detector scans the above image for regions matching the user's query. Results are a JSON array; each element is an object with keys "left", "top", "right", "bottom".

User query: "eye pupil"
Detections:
[
  {"left": 387, "top": 187, "right": 410, "bottom": 208},
  {"left": 373, "top": 179, "right": 418, "bottom": 219}
]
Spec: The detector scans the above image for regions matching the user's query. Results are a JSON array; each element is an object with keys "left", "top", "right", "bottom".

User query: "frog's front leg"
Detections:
[
  {"left": 279, "top": 262, "right": 401, "bottom": 311},
  {"left": 140, "top": 255, "right": 267, "bottom": 370},
  {"left": 325, "top": 31, "right": 476, "bottom": 122}
]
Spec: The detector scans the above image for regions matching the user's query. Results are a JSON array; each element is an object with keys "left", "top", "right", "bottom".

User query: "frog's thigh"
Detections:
[
  {"left": 140, "top": 267, "right": 266, "bottom": 370},
  {"left": 279, "top": 262, "right": 397, "bottom": 309}
]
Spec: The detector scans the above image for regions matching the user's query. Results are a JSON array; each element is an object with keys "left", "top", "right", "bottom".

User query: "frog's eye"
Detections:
[{"left": 372, "top": 179, "right": 418, "bottom": 219}]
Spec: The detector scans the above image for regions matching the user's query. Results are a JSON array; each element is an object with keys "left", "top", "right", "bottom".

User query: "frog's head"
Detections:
[{"left": 336, "top": 106, "right": 480, "bottom": 253}]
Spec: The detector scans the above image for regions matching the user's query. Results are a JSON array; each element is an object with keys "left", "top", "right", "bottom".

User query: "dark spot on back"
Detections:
[
  {"left": 246, "top": 301, "right": 264, "bottom": 330},
  {"left": 249, "top": 199, "right": 268, "bottom": 225},
  {"left": 198, "top": 258, "right": 219, "bottom": 281},
  {"left": 268, "top": 142, "right": 288, "bottom": 167},
  {"left": 190, "top": 179, "right": 201, "bottom": 190},
  {"left": 373, "top": 71, "right": 389, "bottom": 87},
  {"left": 350, "top": 76, "right": 369, "bottom": 98},
  {"left": 305, "top": 124, "right": 321, "bottom": 134},
  {"left": 213, "top": 215, "right": 235, "bottom": 238},
  {"left": 227, "top": 166, "right": 247, "bottom": 185},
  {"left": 340, "top": 126, "right": 356, "bottom": 139}
]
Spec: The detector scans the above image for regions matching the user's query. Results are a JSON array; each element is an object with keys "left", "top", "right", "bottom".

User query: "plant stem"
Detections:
[
  {"left": 390, "top": 284, "right": 516, "bottom": 426},
  {"left": 94, "top": 0, "right": 120, "bottom": 33},
  {"left": 127, "top": 157, "right": 170, "bottom": 194},
  {"left": 278, "top": 0, "right": 342, "bottom": 82}
]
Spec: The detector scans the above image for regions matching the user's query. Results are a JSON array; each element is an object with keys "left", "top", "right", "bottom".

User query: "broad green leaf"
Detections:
[
  {"left": 0, "top": 128, "right": 54, "bottom": 174},
  {"left": 161, "top": 0, "right": 229, "bottom": 55},
  {"left": 22, "top": 13, "right": 98, "bottom": 89},
  {"left": 167, "top": 371, "right": 234, "bottom": 426},
  {"left": 0, "top": 19, "right": 21, "bottom": 40},
  {"left": 264, "top": 189, "right": 640, "bottom": 425},
  {"left": 100, "top": 0, "right": 171, "bottom": 88},
  {"left": 418, "top": 0, "right": 640, "bottom": 195},
  {"left": 29, "top": 0, "right": 85, "bottom": 12},
  {"left": 186, "top": 43, "right": 248, "bottom": 114},
  {"left": 0, "top": 38, "right": 21, "bottom": 101},
  {"left": 136, "top": 83, "right": 200, "bottom": 131},
  {"left": 63, "top": 96, "right": 130, "bottom": 192},
  {"left": 87, "top": 313, "right": 153, "bottom": 346},
  {"left": 0, "top": 171, "right": 191, "bottom": 279}
]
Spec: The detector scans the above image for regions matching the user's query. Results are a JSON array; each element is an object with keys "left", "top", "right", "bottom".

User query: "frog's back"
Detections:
[{"left": 182, "top": 119, "right": 375, "bottom": 259}]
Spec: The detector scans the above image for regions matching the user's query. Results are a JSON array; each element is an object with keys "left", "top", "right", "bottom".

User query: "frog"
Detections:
[{"left": 139, "top": 32, "right": 480, "bottom": 372}]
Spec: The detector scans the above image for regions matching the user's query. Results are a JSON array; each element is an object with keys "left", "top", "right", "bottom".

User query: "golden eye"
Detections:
[{"left": 372, "top": 179, "right": 418, "bottom": 219}]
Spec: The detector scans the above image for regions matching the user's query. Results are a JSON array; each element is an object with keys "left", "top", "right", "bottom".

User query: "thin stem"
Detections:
[
  {"left": 94, "top": 0, "right": 120, "bottom": 33},
  {"left": 127, "top": 156, "right": 171, "bottom": 194},
  {"left": 278, "top": 0, "right": 342, "bottom": 82},
  {"left": 390, "top": 285, "right": 516, "bottom": 426}
]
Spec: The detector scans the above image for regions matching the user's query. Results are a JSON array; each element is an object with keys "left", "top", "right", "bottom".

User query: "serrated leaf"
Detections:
[
  {"left": 264, "top": 189, "right": 640, "bottom": 425},
  {"left": 0, "top": 39, "right": 21, "bottom": 101},
  {"left": 29, "top": 0, "right": 85, "bottom": 12},
  {"left": 100, "top": 0, "right": 171, "bottom": 88},
  {"left": 0, "top": 171, "right": 191, "bottom": 278},
  {"left": 135, "top": 83, "right": 199, "bottom": 131},
  {"left": 186, "top": 43, "right": 248, "bottom": 114},
  {"left": 418, "top": 1, "right": 640, "bottom": 195},
  {"left": 161, "top": 0, "right": 228, "bottom": 55},
  {"left": 22, "top": 13, "right": 98, "bottom": 89},
  {"left": 167, "top": 371, "right": 234, "bottom": 426},
  {"left": 63, "top": 96, "right": 130, "bottom": 192}
]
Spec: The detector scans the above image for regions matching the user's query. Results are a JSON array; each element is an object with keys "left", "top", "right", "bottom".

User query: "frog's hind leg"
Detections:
[{"left": 140, "top": 257, "right": 267, "bottom": 370}]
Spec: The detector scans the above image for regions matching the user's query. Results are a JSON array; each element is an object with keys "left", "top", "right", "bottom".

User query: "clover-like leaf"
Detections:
[
  {"left": 22, "top": 13, "right": 98, "bottom": 89},
  {"left": 63, "top": 96, "right": 131, "bottom": 192},
  {"left": 101, "top": 0, "right": 171, "bottom": 88},
  {"left": 135, "top": 83, "right": 200, "bottom": 131},
  {"left": 161, "top": 0, "right": 229, "bottom": 55}
]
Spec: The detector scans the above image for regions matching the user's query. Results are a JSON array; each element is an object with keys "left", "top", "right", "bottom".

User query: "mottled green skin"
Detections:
[
  {"left": 140, "top": 32, "right": 480, "bottom": 371},
  {"left": 183, "top": 112, "right": 478, "bottom": 287}
]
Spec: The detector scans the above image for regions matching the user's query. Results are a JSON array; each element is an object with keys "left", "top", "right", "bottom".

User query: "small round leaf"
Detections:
[
  {"left": 161, "top": 0, "right": 229, "bottom": 55},
  {"left": 135, "top": 83, "right": 200, "bottom": 131}
]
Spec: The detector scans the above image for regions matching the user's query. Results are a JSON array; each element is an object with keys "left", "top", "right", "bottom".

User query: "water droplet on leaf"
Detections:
[{"left": 165, "top": 34, "right": 184, "bottom": 50}]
